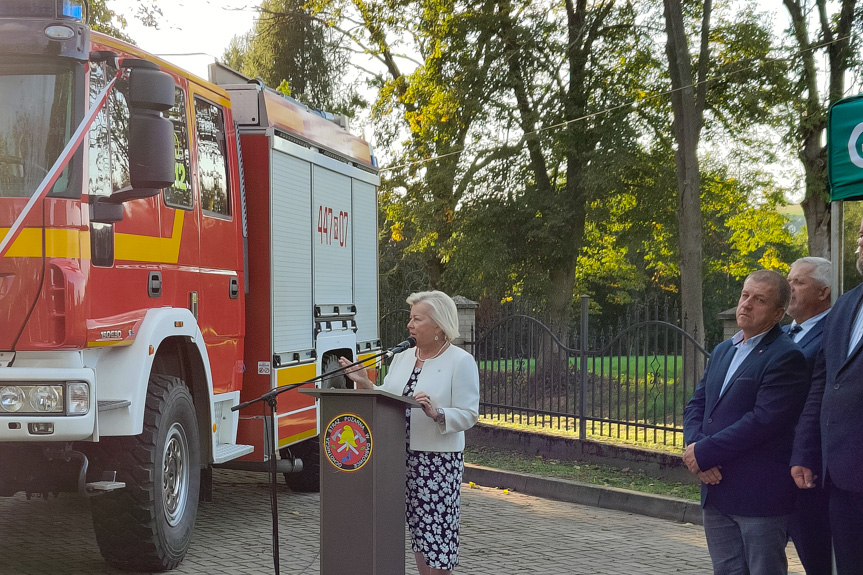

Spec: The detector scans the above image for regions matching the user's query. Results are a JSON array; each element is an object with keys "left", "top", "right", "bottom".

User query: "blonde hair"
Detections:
[{"left": 406, "top": 291, "right": 459, "bottom": 340}]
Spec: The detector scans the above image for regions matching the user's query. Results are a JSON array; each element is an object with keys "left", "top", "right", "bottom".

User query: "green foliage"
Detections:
[
  {"left": 842, "top": 202, "right": 863, "bottom": 293},
  {"left": 249, "top": 0, "right": 812, "bottom": 343},
  {"left": 222, "top": 0, "right": 363, "bottom": 113},
  {"left": 88, "top": 0, "right": 133, "bottom": 43},
  {"left": 703, "top": 4, "right": 793, "bottom": 139}
]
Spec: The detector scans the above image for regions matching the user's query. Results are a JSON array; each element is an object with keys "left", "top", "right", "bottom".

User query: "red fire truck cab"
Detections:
[{"left": 0, "top": 2, "right": 380, "bottom": 571}]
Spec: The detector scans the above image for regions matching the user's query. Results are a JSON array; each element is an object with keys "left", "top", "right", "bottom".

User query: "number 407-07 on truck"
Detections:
[{"left": 0, "top": 1, "right": 381, "bottom": 571}]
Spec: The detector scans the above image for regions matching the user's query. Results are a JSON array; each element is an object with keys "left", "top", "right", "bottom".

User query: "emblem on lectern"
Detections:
[{"left": 324, "top": 413, "right": 373, "bottom": 472}]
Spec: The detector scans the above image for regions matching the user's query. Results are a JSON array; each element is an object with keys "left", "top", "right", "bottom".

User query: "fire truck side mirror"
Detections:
[
  {"left": 124, "top": 63, "right": 176, "bottom": 192},
  {"left": 128, "top": 111, "right": 174, "bottom": 190},
  {"left": 128, "top": 65, "right": 175, "bottom": 112}
]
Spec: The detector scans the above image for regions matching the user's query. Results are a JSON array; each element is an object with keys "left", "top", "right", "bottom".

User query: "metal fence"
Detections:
[
  {"left": 473, "top": 296, "right": 708, "bottom": 447},
  {"left": 380, "top": 295, "right": 709, "bottom": 449}
]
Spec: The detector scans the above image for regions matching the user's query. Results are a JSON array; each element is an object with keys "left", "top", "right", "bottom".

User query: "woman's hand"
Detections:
[
  {"left": 413, "top": 392, "right": 438, "bottom": 420},
  {"left": 338, "top": 356, "right": 373, "bottom": 389}
]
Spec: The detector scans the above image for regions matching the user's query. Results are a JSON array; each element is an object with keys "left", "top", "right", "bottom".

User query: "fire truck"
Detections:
[{"left": 0, "top": 1, "right": 380, "bottom": 571}]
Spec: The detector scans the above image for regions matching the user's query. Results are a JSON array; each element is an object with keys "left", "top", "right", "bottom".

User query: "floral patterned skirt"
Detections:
[
  {"left": 406, "top": 448, "right": 464, "bottom": 570},
  {"left": 403, "top": 366, "right": 464, "bottom": 570}
]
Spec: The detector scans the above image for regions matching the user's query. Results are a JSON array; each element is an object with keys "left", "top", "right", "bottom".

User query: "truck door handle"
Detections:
[
  {"left": 148, "top": 271, "right": 162, "bottom": 298},
  {"left": 229, "top": 277, "right": 239, "bottom": 299}
]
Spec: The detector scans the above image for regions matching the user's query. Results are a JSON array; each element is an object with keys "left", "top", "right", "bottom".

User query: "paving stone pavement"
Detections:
[{"left": 0, "top": 469, "right": 804, "bottom": 575}]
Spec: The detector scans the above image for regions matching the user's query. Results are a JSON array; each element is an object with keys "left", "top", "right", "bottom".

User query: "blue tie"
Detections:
[{"left": 788, "top": 324, "right": 803, "bottom": 339}]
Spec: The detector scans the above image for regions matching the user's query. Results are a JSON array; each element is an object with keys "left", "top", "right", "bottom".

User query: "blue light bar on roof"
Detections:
[
  {"left": 0, "top": 0, "right": 85, "bottom": 21},
  {"left": 61, "top": 0, "right": 84, "bottom": 21}
]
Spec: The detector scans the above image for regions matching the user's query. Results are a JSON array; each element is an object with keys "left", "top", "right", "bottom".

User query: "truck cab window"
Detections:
[
  {"left": 87, "top": 61, "right": 130, "bottom": 198},
  {"left": 0, "top": 59, "right": 76, "bottom": 198},
  {"left": 88, "top": 62, "right": 111, "bottom": 198},
  {"left": 194, "top": 97, "right": 230, "bottom": 217},
  {"left": 164, "top": 88, "right": 192, "bottom": 210}
]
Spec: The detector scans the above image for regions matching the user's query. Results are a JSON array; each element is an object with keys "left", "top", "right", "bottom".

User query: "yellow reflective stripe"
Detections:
[
  {"left": 2, "top": 212, "right": 183, "bottom": 263},
  {"left": 275, "top": 362, "right": 317, "bottom": 387},
  {"left": 86, "top": 340, "right": 134, "bottom": 348},
  {"left": 115, "top": 210, "right": 184, "bottom": 264},
  {"left": 45, "top": 228, "right": 84, "bottom": 258},
  {"left": 0, "top": 228, "right": 43, "bottom": 257},
  {"left": 278, "top": 427, "right": 318, "bottom": 448},
  {"left": 0, "top": 228, "right": 88, "bottom": 258}
]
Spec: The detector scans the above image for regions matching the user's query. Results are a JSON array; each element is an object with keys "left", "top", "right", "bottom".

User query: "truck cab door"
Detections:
[{"left": 190, "top": 90, "right": 243, "bottom": 395}]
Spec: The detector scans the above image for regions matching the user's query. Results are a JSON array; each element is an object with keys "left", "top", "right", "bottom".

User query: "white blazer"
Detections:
[{"left": 380, "top": 344, "right": 479, "bottom": 452}]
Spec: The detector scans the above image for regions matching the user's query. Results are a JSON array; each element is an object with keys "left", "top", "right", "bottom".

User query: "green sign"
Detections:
[{"left": 828, "top": 95, "right": 863, "bottom": 201}]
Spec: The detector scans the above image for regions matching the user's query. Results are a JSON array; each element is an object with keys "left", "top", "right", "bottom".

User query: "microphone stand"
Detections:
[{"left": 230, "top": 348, "right": 396, "bottom": 575}]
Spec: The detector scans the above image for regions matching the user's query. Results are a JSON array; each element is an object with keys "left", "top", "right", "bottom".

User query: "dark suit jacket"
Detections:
[
  {"left": 783, "top": 316, "right": 828, "bottom": 374},
  {"left": 783, "top": 316, "right": 828, "bottom": 475},
  {"left": 684, "top": 323, "right": 808, "bottom": 516},
  {"left": 792, "top": 283, "right": 863, "bottom": 493}
]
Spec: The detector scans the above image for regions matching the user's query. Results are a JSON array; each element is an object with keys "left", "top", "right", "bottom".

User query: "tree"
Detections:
[
  {"left": 223, "top": 0, "right": 361, "bottom": 112},
  {"left": 88, "top": 0, "right": 133, "bottom": 42},
  {"left": 310, "top": 0, "right": 506, "bottom": 294},
  {"left": 88, "top": 0, "right": 164, "bottom": 44},
  {"left": 782, "top": 0, "right": 858, "bottom": 258},
  {"left": 662, "top": 0, "right": 710, "bottom": 345},
  {"left": 485, "top": 0, "right": 651, "bottom": 335}
]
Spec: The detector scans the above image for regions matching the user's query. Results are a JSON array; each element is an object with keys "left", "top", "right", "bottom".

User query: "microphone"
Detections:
[{"left": 385, "top": 337, "right": 417, "bottom": 358}]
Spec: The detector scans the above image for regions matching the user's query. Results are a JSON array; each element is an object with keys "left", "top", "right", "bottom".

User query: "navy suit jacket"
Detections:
[
  {"left": 684, "top": 323, "right": 808, "bottom": 516},
  {"left": 783, "top": 316, "right": 828, "bottom": 374},
  {"left": 792, "top": 284, "right": 863, "bottom": 493},
  {"left": 784, "top": 316, "right": 828, "bottom": 478}
]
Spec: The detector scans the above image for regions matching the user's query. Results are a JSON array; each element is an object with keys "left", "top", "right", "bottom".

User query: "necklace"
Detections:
[{"left": 416, "top": 341, "right": 449, "bottom": 362}]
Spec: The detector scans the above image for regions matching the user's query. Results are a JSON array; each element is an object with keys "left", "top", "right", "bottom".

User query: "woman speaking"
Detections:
[{"left": 340, "top": 290, "right": 480, "bottom": 574}]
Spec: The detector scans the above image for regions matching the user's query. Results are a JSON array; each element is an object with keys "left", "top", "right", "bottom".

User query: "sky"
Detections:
[
  {"left": 111, "top": 1, "right": 259, "bottom": 79},
  {"left": 105, "top": 0, "right": 813, "bottom": 192}
]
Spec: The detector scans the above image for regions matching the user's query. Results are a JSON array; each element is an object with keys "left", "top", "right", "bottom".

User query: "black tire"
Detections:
[
  {"left": 281, "top": 438, "right": 320, "bottom": 492},
  {"left": 90, "top": 374, "right": 200, "bottom": 572}
]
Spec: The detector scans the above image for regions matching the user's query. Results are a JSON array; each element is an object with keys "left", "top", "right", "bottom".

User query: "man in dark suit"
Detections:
[
  {"left": 792, "top": 217, "right": 863, "bottom": 575},
  {"left": 784, "top": 257, "right": 832, "bottom": 575},
  {"left": 684, "top": 269, "right": 808, "bottom": 575}
]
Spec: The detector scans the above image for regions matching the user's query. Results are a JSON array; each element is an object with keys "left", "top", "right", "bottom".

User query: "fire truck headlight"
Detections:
[
  {"left": 0, "top": 386, "right": 25, "bottom": 412},
  {"left": 30, "top": 386, "right": 61, "bottom": 413},
  {"left": 66, "top": 382, "right": 89, "bottom": 415}
]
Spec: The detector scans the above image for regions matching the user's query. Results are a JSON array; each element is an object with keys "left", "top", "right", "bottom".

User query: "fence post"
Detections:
[
  {"left": 579, "top": 294, "right": 589, "bottom": 441},
  {"left": 452, "top": 296, "right": 479, "bottom": 354}
]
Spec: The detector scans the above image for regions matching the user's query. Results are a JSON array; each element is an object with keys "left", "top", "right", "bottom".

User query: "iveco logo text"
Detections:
[
  {"left": 100, "top": 330, "right": 123, "bottom": 339},
  {"left": 849, "top": 122, "right": 863, "bottom": 168}
]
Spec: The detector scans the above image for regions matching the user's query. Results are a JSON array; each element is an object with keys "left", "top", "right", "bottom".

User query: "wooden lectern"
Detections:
[{"left": 300, "top": 388, "right": 417, "bottom": 575}]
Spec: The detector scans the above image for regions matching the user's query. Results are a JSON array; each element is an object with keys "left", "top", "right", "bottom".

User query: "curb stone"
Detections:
[{"left": 464, "top": 463, "right": 703, "bottom": 525}]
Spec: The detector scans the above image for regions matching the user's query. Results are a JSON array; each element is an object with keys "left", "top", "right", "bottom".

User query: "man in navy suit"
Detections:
[
  {"left": 792, "top": 217, "right": 863, "bottom": 574},
  {"left": 784, "top": 257, "right": 832, "bottom": 575},
  {"left": 684, "top": 269, "right": 808, "bottom": 575}
]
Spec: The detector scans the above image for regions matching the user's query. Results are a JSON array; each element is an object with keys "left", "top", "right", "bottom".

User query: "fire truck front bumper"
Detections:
[{"left": 0, "top": 368, "right": 96, "bottom": 441}]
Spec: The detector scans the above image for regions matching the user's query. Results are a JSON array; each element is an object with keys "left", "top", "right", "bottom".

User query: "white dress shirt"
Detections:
[
  {"left": 788, "top": 309, "right": 830, "bottom": 343},
  {"left": 720, "top": 329, "right": 769, "bottom": 397},
  {"left": 849, "top": 302, "right": 863, "bottom": 358}
]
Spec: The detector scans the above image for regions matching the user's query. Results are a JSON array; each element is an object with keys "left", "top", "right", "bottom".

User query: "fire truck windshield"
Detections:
[{"left": 0, "top": 60, "right": 76, "bottom": 199}]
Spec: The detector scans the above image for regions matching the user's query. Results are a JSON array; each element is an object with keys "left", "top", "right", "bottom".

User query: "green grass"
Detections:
[
  {"left": 477, "top": 414, "right": 686, "bottom": 451},
  {"left": 464, "top": 444, "right": 700, "bottom": 502}
]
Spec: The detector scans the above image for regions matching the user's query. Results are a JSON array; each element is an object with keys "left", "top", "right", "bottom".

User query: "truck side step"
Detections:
[
  {"left": 213, "top": 444, "right": 254, "bottom": 464},
  {"left": 86, "top": 480, "right": 126, "bottom": 493}
]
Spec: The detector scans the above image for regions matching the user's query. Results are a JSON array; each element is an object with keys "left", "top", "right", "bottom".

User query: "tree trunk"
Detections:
[
  {"left": 782, "top": 0, "right": 857, "bottom": 259},
  {"left": 663, "top": 0, "right": 707, "bottom": 351},
  {"left": 801, "top": 185, "right": 831, "bottom": 259}
]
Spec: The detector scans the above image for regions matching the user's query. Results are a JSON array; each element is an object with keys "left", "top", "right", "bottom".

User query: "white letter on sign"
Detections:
[{"left": 848, "top": 122, "right": 863, "bottom": 168}]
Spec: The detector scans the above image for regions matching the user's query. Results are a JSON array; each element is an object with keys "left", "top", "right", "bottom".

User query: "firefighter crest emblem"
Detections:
[{"left": 324, "top": 414, "right": 372, "bottom": 472}]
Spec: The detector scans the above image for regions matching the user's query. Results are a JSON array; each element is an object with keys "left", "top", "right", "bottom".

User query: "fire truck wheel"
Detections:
[
  {"left": 90, "top": 374, "right": 201, "bottom": 572},
  {"left": 281, "top": 438, "right": 320, "bottom": 492}
]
